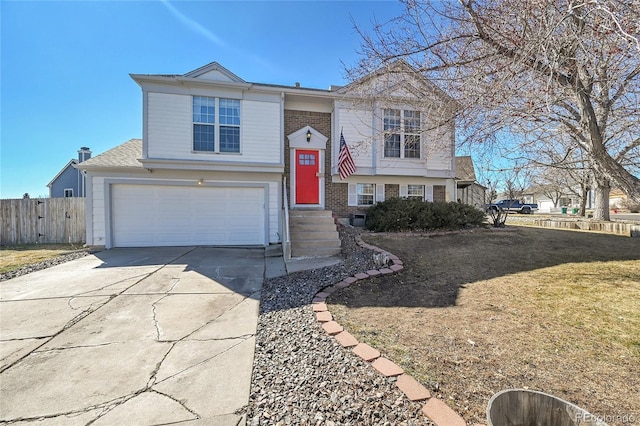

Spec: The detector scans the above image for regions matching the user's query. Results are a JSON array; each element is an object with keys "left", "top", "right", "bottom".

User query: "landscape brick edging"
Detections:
[{"left": 311, "top": 233, "right": 470, "bottom": 426}]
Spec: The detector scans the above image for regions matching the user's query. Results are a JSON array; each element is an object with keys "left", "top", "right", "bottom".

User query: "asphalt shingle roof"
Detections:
[
  {"left": 77, "top": 139, "right": 142, "bottom": 169},
  {"left": 455, "top": 156, "right": 476, "bottom": 182}
]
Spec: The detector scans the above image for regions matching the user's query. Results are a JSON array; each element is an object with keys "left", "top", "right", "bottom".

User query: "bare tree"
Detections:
[
  {"left": 351, "top": 0, "right": 640, "bottom": 220},
  {"left": 526, "top": 135, "right": 594, "bottom": 215}
]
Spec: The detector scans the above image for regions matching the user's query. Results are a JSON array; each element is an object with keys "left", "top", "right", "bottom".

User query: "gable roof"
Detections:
[
  {"left": 47, "top": 159, "right": 78, "bottom": 188},
  {"left": 182, "top": 61, "right": 245, "bottom": 82},
  {"left": 75, "top": 139, "right": 143, "bottom": 170},
  {"left": 336, "top": 60, "right": 458, "bottom": 108}
]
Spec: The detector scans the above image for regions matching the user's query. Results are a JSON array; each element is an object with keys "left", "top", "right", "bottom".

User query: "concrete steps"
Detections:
[{"left": 289, "top": 210, "right": 341, "bottom": 257}]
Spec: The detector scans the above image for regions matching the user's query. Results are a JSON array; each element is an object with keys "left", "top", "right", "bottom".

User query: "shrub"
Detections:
[{"left": 365, "top": 198, "right": 486, "bottom": 232}]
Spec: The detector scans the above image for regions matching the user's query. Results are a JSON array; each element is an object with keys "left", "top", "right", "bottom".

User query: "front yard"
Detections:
[
  {"left": 0, "top": 244, "right": 89, "bottom": 274},
  {"left": 328, "top": 227, "right": 639, "bottom": 425}
]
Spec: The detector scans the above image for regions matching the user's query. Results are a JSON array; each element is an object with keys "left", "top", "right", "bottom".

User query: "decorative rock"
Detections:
[{"left": 245, "top": 226, "right": 449, "bottom": 426}]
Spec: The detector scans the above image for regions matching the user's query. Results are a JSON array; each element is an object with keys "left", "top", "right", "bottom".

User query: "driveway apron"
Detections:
[{"left": 0, "top": 246, "right": 264, "bottom": 425}]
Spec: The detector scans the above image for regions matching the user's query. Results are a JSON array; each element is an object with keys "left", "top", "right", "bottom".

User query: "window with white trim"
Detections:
[
  {"left": 64, "top": 188, "right": 74, "bottom": 198},
  {"left": 407, "top": 184, "right": 425, "bottom": 200},
  {"left": 357, "top": 183, "right": 375, "bottom": 206},
  {"left": 383, "top": 109, "right": 421, "bottom": 158},
  {"left": 193, "top": 96, "right": 240, "bottom": 153},
  {"left": 348, "top": 183, "right": 385, "bottom": 206}
]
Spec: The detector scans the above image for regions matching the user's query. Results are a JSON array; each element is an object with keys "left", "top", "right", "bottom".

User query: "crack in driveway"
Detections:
[{"left": 1, "top": 247, "right": 260, "bottom": 425}]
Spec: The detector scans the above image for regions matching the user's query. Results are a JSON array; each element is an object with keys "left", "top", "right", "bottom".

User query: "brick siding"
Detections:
[{"left": 284, "top": 109, "right": 352, "bottom": 218}]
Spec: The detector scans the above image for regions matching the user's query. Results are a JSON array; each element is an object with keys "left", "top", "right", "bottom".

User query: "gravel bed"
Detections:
[
  {"left": 0, "top": 250, "right": 93, "bottom": 282},
  {"left": 246, "top": 227, "right": 433, "bottom": 426}
]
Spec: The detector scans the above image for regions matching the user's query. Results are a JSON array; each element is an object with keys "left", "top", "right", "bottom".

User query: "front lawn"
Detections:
[
  {"left": 0, "top": 244, "right": 87, "bottom": 274},
  {"left": 328, "top": 227, "right": 640, "bottom": 425}
]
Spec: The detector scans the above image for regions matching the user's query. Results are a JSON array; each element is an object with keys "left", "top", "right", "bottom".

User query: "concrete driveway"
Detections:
[{"left": 0, "top": 246, "right": 265, "bottom": 425}]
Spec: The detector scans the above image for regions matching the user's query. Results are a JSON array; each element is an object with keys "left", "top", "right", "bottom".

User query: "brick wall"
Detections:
[
  {"left": 284, "top": 110, "right": 344, "bottom": 212},
  {"left": 283, "top": 110, "right": 404, "bottom": 218}
]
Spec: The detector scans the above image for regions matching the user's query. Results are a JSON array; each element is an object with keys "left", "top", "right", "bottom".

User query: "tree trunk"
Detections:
[
  {"left": 592, "top": 179, "right": 611, "bottom": 221},
  {"left": 579, "top": 186, "right": 587, "bottom": 216}
]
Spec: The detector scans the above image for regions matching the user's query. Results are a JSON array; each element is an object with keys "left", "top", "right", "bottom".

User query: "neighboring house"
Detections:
[
  {"left": 455, "top": 156, "right": 486, "bottom": 208},
  {"left": 48, "top": 147, "right": 92, "bottom": 197},
  {"left": 520, "top": 185, "right": 595, "bottom": 213},
  {"left": 609, "top": 188, "right": 627, "bottom": 210},
  {"left": 76, "top": 61, "right": 458, "bottom": 250}
]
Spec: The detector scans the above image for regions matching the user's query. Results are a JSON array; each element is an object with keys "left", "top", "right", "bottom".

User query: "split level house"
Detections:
[{"left": 76, "top": 60, "right": 459, "bottom": 257}]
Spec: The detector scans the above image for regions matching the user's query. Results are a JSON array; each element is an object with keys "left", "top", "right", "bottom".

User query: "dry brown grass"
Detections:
[
  {"left": 0, "top": 244, "right": 87, "bottom": 273},
  {"left": 328, "top": 227, "right": 640, "bottom": 425}
]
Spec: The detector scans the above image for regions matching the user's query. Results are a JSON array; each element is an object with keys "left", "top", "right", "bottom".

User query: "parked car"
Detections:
[{"left": 484, "top": 199, "right": 539, "bottom": 214}]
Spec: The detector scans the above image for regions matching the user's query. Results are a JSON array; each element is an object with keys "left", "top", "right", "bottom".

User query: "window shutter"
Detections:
[
  {"left": 348, "top": 183, "right": 358, "bottom": 206},
  {"left": 399, "top": 184, "right": 408, "bottom": 198},
  {"left": 425, "top": 185, "right": 434, "bottom": 202},
  {"left": 376, "top": 184, "right": 385, "bottom": 203}
]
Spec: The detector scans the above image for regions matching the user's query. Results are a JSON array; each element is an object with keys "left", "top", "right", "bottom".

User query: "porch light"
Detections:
[
  {"left": 198, "top": 179, "right": 204, "bottom": 185},
  {"left": 306, "top": 129, "right": 312, "bottom": 142}
]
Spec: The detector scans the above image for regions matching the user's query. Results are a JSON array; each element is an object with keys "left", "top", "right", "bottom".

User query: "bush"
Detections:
[{"left": 365, "top": 198, "right": 486, "bottom": 232}]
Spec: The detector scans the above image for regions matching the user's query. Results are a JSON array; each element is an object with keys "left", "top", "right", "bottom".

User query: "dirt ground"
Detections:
[{"left": 328, "top": 227, "right": 640, "bottom": 425}]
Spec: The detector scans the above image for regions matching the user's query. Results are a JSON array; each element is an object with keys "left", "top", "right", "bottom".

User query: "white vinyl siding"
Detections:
[
  {"left": 146, "top": 93, "right": 281, "bottom": 164},
  {"left": 148, "top": 92, "right": 191, "bottom": 159},
  {"left": 337, "top": 107, "right": 373, "bottom": 171},
  {"left": 425, "top": 124, "right": 454, "bottom": 171},
  {"left": 336, "top": 101, "right": 453, "bottom": 178},
  {"left": 90, "top": 176, "right": 106, "bottom": 246},
  {"left": 241, "top": 100, "right": 281, "bottom": 163}
]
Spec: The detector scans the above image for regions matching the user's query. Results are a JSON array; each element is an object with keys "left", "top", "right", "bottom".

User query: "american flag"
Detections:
[{"left": 338, "top": 131, "right": 357, "bottom": 180}]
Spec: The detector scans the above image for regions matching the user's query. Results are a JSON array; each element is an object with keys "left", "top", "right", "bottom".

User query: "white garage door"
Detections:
[{"left": 111, "top": 184, "right": 265, "bottom": 247}]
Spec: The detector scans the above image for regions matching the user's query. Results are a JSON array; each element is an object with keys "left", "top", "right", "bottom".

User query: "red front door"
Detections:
[{"left": 295, "top": 150, "right": 319, "bottom": 204}]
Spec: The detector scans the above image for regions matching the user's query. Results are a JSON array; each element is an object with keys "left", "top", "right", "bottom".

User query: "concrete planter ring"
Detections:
[{"left": 487, "top": 389, "right": 608, "bottom": 426}]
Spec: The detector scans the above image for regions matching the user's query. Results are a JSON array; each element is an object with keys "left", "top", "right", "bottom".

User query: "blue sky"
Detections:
[{"left": 1, "top": 0, "right": 404, "bottom": 199}]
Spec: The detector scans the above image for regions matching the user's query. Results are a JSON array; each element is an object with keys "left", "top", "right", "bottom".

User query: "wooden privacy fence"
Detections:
[{"left": 0, "top": 198, "right": 86, "bottom": 245}]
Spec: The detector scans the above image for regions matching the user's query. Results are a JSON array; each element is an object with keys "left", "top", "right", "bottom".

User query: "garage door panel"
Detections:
[{"left": 112, "top": 184, "right": 265, "bottom": 247}]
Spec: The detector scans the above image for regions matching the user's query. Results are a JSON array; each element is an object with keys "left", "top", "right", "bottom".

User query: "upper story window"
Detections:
[
  {"left": 193, "top": 96, "right": 240, "bottom": 153},
  {"left": 383, "top": 109, "right": 421, "bottom": 159},
  {"left": 64, "top": 188, "right": 74, "bottom": 198}
]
